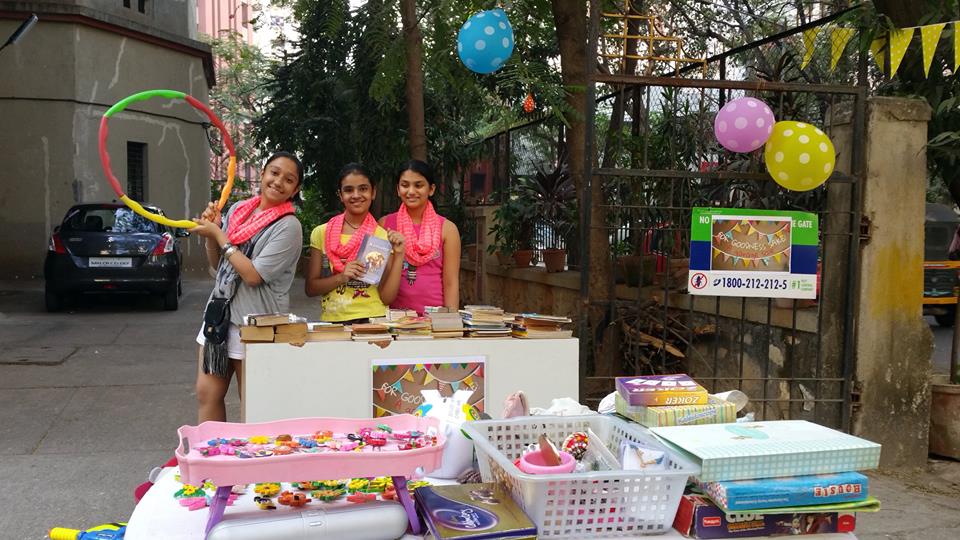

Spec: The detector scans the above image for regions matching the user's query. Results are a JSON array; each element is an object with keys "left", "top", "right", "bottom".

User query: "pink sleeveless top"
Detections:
[{"left": 384, "top": 212, "right": 445, "bottom": 315}]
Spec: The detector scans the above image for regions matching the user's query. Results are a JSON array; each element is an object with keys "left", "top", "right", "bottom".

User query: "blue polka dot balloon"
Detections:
[{"left": 457, "top": 8, "right": 514, "bottom": 74}]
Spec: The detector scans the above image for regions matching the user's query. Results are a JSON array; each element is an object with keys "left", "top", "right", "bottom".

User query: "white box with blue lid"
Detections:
[{"left": 650, "top": 420, "right": 881, "bottom": 482}]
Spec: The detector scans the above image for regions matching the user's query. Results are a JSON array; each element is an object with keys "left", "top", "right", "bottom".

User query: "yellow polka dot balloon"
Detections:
[{"left": 764, "top": 121, "right": 836, "bottom": 192}]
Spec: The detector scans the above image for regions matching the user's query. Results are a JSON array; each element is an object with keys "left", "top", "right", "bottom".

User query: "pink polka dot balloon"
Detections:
[{"left": 714, "top": 97, "right": 776, "bottom": 153}]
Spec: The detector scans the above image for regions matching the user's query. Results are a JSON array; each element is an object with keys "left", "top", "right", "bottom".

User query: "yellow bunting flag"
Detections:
[
  {"left": 402, "top": 370, "right": 416, "bottom": 383},
  {"left": 870, "top": 37, "right": 887, "bottom": 73},
  {"left": 830, "top": 27, "right": 856, "bottom": 71},
  {"left": 742, "top": 258, "right": 751, "bottom": 268},
  {"left": 422, "top": 371, "right": 435, "bottom": 385},
  {"left": 888, "top": 27, "right": 915, "bottom": 77},
  {"left": 802, "top": 27, "right": 821, "bottom": 68},
  {"left": 921, "top": 23, "right": 946, "bottom": 76},
  {"left": 463, "top": 375, "right": 474, "bottom": 388},
  {"left": 955, "top": 22, "right": 960, "bottom": 71}
]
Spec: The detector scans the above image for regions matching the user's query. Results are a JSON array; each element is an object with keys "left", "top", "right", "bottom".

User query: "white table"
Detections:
[
  {"left": 124, "top": 468, "right": 858, "bottom": 539},
  {"left": 241, "top": 338, "right": 580, "bottom": 423}
]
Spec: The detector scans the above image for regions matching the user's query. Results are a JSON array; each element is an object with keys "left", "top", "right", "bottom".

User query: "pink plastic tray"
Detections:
[{"left": 175, "top": 415, "right": 445, "bottom": 486}]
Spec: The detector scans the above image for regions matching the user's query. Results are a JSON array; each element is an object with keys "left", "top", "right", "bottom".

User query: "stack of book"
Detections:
[
  {"left": 388, "top": 316, "right": 433, "bottom": 340},
  {"left": 653, "top": 420, "right": 881, "bottom": 539},
  {"left": 427, "top": 311, "right": 464, "bottom": 339},
  {"left": 460, "top": 305, "right": 511, "bottom": 338},
  {"left": 240, "top": 313, "right": 308, "bottom": 343},
  {"left": 305, "top": 322, "right": 351, "bottom": 342},
  {"left": 510, "top": 314, "right": 573, "bottom": 339},
  {"left": 350, "top": 323, "right": 394, "bottom": 342},
  {"left": 614, "top": 374, "right": 737, "bottom": 428}
]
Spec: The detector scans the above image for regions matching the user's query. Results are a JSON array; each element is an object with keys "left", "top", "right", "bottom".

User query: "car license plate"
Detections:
[{"left": 88, "top": 257, "right": 133, "bottom": 268}]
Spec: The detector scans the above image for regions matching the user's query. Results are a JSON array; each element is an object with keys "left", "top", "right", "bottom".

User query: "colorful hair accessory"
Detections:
[
  {"left": 206, "top": 438, "right": 229, "bottom": 446},
  {"left": 174, "top": 484, "right": 202, "bottom": 499},
  {"left": 235, "top": 450, "right": 254, "bottom": 459},
  {"left": 180, "top": 497, "right": 209, "bottom": 511},
  {"left": 319, "top": 479, "right": 346, "bottom": 490},
  {"left": 254, "top": 483, "right": 281, "bottom": 497},
  {"left": 382, "top": 487, "right": 397, "bottom": 500},
  {"left": 362, "top": 477, "right": 389, "bottom": 493},
  {"left": 562, "top": 432, "right": 589, "bottom": 461},
  {"left": 315, "top": 430, "right": 333, "bottom": 442},
  {"left": 275, "top": 434, "right": 293, "bottom": 442},
  {"left": 312, "top": 489, "right": 345, "bottom": 502},
  {"left": 197, "top": 446, "right": 220, "bottom": 457},
  {"left": 363, "top": 436, "right": 387, "bottom": 450},
  {"left": 254, "top": 449, "right": 274, "bottom": 458},
  {"left": 358, "top": 427, "right": 372, "bottom": 437},
  {"left": 293, "top": 481, "right": 321, "bottom": 491},
  {"left": 229, "top": 438, "right": 248, "bottom": 446},
  {"left": 230, "top": 484, "right": 248, "bottom": 495},
  {"left": 347, "top": 478, "right": 369, "bottom": 493},
  {"left": 297, "top": 437, "right": 318, "bottom": 448},
  {"left": 346, "top": 492, "right": 377, "bottom": 504},
  {"left": 272, "top": 445, "right": 293, "bottom": 455},
  {"left": 339, "top": 441, "right": 359, "bottom": 452},
  {"left": 254, "top": 496, "right": 277, "bottom": 510},
  {"left": 249, "top": 435, "right": 271, "bottom": 445},
  {"left": 219, "top": 444, "right": 236, "bottom": 456},
  {"left": 376, "top": 423, "right": 393, "bottom": 433},
  {"left": 278, "top": 491, "right": 311, "bottom": 507},
  {"left": 406, "top": 480, "right": 431, "bottom": 492},
  {"left": 202, "top": 480, "right": 217, "bottom": 491},
  {"left": 98, "top": 90, "right": 235, "bottom": 229},
  {"left": 346, "top": 433, "right": 363, "bottom": 442}
]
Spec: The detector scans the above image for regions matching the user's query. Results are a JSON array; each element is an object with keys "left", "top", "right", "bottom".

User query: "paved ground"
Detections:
[{"left": 0, "top": 277, "right": 958, "bottom": 539}]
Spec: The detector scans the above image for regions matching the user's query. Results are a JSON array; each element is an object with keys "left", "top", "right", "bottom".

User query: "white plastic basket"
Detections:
[{"left": 462, "top": 415, "right": 699, "bottom": 538}]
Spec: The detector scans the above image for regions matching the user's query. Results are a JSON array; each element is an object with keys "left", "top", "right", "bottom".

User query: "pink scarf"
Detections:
[
  {"left": 397, "top": 201, "right": 442, "bottom": 267},
  {"left": 325, "top": 212, "right": 377, "bottom": 273},
  {"left": 227, "top": 196, "right": 294, "bottom": 245}
]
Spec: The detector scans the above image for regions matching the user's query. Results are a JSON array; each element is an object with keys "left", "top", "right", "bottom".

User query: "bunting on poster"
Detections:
[
  {"left": 830, "top": 27, "right": 855, "bottom": 70},
  {"left": 802, "top": 27, "right": 821, "bottom": 69},
  {"left": 402, "top": 370, "right": 416, "bottom": 383},
  {"left": 421, "top": 371, "right": 435, "bottom": 385}
]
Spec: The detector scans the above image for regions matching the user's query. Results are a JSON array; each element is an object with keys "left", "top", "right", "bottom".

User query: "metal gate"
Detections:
[{"left": 578, "top": 1, "right": 867, "bottom": 430}]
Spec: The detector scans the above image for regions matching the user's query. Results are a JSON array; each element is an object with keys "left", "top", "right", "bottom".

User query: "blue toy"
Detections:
[{"left": 49, "top": 523, "right": 126, "bottom": 540}]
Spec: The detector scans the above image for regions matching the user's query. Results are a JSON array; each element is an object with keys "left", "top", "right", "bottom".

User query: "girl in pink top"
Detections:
[{"left": 379, "top": 160, "right": 461, "bottom": 315}]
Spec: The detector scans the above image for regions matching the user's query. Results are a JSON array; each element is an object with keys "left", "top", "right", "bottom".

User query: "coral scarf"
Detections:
[
  {"left": 227, "top": 196, "right": 295, "bottom": 245},
  {"left": 325, "top": 212, "right": 377, "bottom": 273},
  {"left": 397, "top": 201, "right": 442, "bottom": 267}
]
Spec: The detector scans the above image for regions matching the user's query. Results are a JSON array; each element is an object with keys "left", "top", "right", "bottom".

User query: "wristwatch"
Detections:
[
  {"left": 219, "top": 242, "right": 233, "bottom": 256},
  {"left": 223, "top": 245, "right": 239, "bottom": 260}
]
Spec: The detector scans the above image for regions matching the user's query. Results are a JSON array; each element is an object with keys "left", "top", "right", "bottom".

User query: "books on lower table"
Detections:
[
  {"left": 351, "top": 323, "right": 394, "bottom": 342},
  {"left": 510, "top": 314, "right": 573, "bottom": 339},
  {"left": 616, "top": 373, "right": 710, "bottom": 407},
  {"left": 673, "top": 494, "right": 858, "bottom": 539},
  {"left": 305, "top": 322, "right": 351, "bottom": 342},
  {"left": 415, "top": 483, "right": 536, "bottom": 539}
]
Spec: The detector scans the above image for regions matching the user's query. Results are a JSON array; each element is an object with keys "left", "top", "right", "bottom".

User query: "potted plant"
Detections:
[
  {"left": 515, "top": 152, "right": 577, "bottom": 272},
  {"left": 487, "top": 193, "right": 537, "bottom": 267}
]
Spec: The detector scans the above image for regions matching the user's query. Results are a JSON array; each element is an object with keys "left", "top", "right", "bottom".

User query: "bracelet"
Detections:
[
  {"left": 223, "top": 246, "right": 239, "bottom": 260},
  {"left": 219, "top": 242, "right": 233, "bottom": 256}
]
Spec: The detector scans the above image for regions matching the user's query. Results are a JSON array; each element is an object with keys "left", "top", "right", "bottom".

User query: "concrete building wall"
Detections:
[
  {"left": 196, "top": 0, "right": 255, "bottom": 43},
  {"left": 0, "top": 5, "right": 213, "bottom": 278}
]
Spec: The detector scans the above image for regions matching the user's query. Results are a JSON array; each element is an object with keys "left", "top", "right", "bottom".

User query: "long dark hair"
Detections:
[
  {"left": 263, "top": 151, "right": 304, "bottom": 187},
  {"left": 337, "top": 162, "right": 374, "bottom": 190},
  {"left": 395, "top": 159, "right": 435, "bottom": 186}
]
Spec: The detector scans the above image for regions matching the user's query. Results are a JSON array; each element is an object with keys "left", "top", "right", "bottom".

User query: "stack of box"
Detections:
[
  {"left": 240, "top": 313, "right": 308, "bottom": 343},
  {"left": 510, "top": 314, "right": 573, "bottom": 339},
  {"left": 614, "top": 374, "right": 737, "bottom": 428},
  {"left": 649, "top": 420, "right": 881, "bottom": 539}
]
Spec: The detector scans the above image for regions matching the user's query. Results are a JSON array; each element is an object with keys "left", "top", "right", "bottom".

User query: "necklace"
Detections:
[{"left": 344, "top": 219, "right": 362, "bottom": 229}]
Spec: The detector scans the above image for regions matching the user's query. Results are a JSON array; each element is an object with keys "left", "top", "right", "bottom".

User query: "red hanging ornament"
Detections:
[{"left": 523, "top": 92, "right": 535, "bottom": 113}]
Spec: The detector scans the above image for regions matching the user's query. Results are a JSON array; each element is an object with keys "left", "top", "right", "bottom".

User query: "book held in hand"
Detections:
[
  {"left": 357, "top": 233, "right": 392, "bottom": 285},
  {"left": 415, "top": 483, "right": 536, "bottom": 540}
]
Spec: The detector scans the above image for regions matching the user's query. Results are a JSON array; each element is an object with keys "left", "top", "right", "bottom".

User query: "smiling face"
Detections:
[
  {"left": 259, "top": 156, "right": 300, "bottom": 207},
  {"left": 338, "top": 173, "right": 375, "bottom": 217},
  {"left": 397, "top": 170, "right": 435, "bottom": 211}
]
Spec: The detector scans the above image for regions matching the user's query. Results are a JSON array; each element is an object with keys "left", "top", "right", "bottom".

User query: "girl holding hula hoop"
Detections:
[{"left": 192, "top": 152, "right": 304, "bottom": 423}]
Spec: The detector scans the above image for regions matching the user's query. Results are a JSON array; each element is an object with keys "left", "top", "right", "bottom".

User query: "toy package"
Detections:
[
  {"left": 700, "top": 472, "right": 869, "bottom": 511},
  {"left": 673, "top": 495, "right": 856, "bottom": 539},
  {"left": 615, "top": 374, "right": 709, "bottom": 407},
  {"left": 415, "top": 483, "right": 536, "bottom": 539}
]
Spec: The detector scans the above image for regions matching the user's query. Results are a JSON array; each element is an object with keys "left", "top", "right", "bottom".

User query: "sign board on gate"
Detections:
[{"left": 689, "top": 207, "right": 819, "bottom": 299}]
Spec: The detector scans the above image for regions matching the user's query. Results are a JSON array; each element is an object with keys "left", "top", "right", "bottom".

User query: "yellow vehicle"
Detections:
[{"left": 924, "top": 203, "right": 960, "bottom": 327}]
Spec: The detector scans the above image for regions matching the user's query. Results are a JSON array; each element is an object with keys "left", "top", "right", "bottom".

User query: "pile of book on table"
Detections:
[
  {"left": 510, "top": 314, "right": 573, "bottom": 339},
  {"left": 459, "top": 305, "right": 511, "bottom": 338},
  {"left": 386, "top": 316, "right": 433, "bottom": 340},
  {"left": 425, "top": 307, "right": 464, "bottom": 338},
  {"left": 350, "top": 323, "right": 393, "bottom": 342},
  {"left": 650, "top": 418, "right": 880, "bottom": 538},
  {"left": 240, "top": 313, "right": 309, "bottom": 343}
]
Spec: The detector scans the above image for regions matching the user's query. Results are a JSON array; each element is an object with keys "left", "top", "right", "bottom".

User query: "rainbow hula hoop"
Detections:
[{"left": 98, "top": 89, "right": 236, "bottom": 229}]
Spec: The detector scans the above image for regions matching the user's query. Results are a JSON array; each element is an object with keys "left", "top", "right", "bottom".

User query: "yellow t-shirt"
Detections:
[{"left": 310, "top": 223, "right": 389, "bottom": 322}]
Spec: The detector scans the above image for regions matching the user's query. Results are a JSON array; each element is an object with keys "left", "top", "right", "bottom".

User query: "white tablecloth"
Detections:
[{"left": 124, "top": 467, "right": 858, "bottom": 540}]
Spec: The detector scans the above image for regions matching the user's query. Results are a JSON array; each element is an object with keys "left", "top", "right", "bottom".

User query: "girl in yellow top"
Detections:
[{"left": 305, "top": 163, "right": 405, "bottom": 322}]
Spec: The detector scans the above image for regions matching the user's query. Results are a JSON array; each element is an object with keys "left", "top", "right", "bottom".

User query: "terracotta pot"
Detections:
[
  {"left": 930, "top": 382, "right": 960, "bottom": 459},
  {"left": 496, "top": 251, "right": 514, "bottom": 267},
  {"left": 512, "top": 250, "right": 534, "bottom": 267},
  {"left": 543, "top": 249, "right": 567, "bottom": 273}
]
